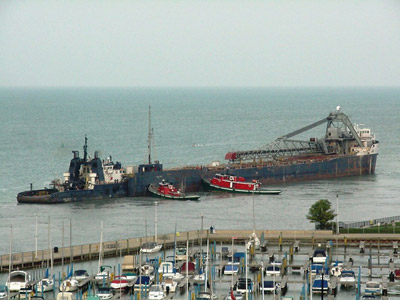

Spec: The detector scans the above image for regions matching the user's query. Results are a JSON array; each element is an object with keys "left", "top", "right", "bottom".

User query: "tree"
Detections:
[{"left": 307, "top": 199, "right": 336, "bottom": 230}]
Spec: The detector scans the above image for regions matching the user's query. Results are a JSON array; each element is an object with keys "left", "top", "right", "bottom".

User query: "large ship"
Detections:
[
  {"left": 17, "top": 137, "right": 128, "bottom": 203},
  {"left": 126, "top": 107, "right": 378, "bottom": 196},
  {"left": 17, "top": 107, "right": 378, "bottom": 203}
]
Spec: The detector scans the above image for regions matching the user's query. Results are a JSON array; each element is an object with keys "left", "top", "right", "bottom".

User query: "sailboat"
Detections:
[
  {"left": 196, "top": 235, "right": 217, "bottom": 300},
  {"left": 37, "top": 217, "right": 54, "bottom": 292},
  {"left": 246, "top": 193, "right": 260, "bottom": 250},
  {"left": 141, "top": 202, "right": 162, "bottom": 253},
  {"left": 95, "top": 222, "right": 112, "bottom": 284}
]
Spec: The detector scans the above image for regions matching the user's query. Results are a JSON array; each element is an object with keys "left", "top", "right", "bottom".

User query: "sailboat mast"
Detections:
[
  {"left": 8, "top": 225, "right": 12, "bottom": 300},
  {"left": 49, "top": 217, "right": 53, "bottom": 271},
  {"left": 252, "top": 192, "right": 255, "bottom": 232},
  {"left": 98, "top": 221, "right": 103, "bottom": 273},
  {"left": 35, "top": 213, "right": 38, "bottom": 259},
  {"left": 148, "top": 106, "right": 152, "bottom": 165},
  {"left": 47, "top": 216, "right": 50, "bottom": 269},
  {"left": 155, "top": 201, "right": 158, "bottom": 243}
]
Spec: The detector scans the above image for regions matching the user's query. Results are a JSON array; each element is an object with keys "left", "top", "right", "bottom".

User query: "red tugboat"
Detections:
[
  {"left": 202, "top": 174, "right": 281, "bottom": 194},
  {"left": 148, "top": 180, "right": 200, "bottom": 200}
]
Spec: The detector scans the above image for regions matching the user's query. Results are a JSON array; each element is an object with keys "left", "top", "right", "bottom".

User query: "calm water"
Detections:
[{"left": 0, "top": 87, "right": 399, "bottom": 254}]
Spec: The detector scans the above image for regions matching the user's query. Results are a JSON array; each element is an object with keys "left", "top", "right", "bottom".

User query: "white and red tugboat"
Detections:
[
  {"left": 202, "top": 174, "right": 281, "bottom": 194},
  {"left": 148, "top": 180, "right": 200, "bottom": 200}
]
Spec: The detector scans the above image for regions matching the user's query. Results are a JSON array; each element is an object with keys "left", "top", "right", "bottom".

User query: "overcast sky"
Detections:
[{"left": 0, "top": 0, "right": 399, "bottom": 87}]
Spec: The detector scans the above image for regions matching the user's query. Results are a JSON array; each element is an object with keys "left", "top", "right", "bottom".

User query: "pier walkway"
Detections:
[{"left": 2, "top": 229, "right": 400, "bottom": 273}]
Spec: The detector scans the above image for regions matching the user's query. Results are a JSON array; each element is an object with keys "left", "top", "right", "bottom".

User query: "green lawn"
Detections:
[{"left": 339, "top": 222, "right": 400, "bottom": 234}]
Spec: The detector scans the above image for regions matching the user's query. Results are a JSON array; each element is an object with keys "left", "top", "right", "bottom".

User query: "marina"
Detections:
[{"left": 3, "top": 229, "right": 400, "bottom": 299}]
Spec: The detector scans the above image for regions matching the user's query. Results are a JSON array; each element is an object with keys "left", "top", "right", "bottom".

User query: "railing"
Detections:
[{"left": 343, "top": 215, "right": 400, "bottom": 229}]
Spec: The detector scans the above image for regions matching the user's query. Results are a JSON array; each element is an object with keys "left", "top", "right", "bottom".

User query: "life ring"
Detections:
[{"left": 229, "top": 176, "right": 234, "bottom": 181}]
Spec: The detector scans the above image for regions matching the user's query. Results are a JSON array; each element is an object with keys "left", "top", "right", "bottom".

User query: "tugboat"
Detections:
[
  {"left": 17, "top": 137, "right": 128, "bottom": 204},
  {"left": 202, "top": 174, "right": 281, "bottom": 194},
  {"left": 148, "top": 180, "right": 200, "bottom": 200}
]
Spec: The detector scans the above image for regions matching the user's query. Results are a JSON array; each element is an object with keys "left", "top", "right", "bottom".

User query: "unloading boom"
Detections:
[{"left": 225, "top": 108, "right": 365, "bottom": 162}]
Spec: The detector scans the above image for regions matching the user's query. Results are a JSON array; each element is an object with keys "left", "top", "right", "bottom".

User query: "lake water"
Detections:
[{"left": 0, "top": 87, "right": 399, "bottom": 254}]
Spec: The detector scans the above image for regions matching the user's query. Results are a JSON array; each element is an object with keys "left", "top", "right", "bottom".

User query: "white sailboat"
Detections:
[
  {"left": 38, "top": 216, "right": 54, "bottom": 292},
  {"left": 95, "top": 221, "right": 112, "bottom": 284},
  {"left": 141, "top": 201, "right": 162, "bottom": 253}
]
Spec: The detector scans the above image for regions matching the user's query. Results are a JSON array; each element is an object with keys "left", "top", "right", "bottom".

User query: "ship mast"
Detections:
[
  {"left": 83, "top": 135, "right": 88, "bottom": 163},
  {"left": 148, "top": 106, "right": 152, "bottom": 165}
]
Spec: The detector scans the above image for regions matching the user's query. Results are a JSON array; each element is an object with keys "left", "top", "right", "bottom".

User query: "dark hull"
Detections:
[
  {"left": 128, "top": 153, "right": 378, "bottom": 196},
  {"left": 17, "top": 182, "right": 128, "bottom": 204}
]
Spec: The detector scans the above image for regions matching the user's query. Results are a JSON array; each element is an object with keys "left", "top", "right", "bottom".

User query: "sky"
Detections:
[{"left": 0, "top": 0, "right": 399, "bottom": 87}]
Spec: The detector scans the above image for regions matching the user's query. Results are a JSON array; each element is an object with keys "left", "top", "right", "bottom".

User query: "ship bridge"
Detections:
[{"left": 225, "top": 108, "right": 363, "bottom": 162}]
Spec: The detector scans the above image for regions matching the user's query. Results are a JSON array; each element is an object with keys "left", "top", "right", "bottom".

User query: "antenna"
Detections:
[{"left": 83, "top": 135, "right": 88, "bottom": 162}]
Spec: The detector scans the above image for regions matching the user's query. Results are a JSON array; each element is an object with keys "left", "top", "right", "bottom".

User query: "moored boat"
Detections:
[
  {"left": 6, "top": 271, "right": 30, "bottom": 292},
  {"left": 202, "top": 174, "right": 281, "bottom": 194},
  {"left": 148, "top": 180, "right": 200, "bottom": 200}
]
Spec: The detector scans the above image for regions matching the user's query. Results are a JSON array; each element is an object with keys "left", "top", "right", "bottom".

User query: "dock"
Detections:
[{"left": 2, "top": 229, "right": 400, "bottom": 273}]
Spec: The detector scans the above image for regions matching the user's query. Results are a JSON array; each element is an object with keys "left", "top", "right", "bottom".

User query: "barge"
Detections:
[{"left": 17, "top": 107, "right": 378, "bottom": 203}]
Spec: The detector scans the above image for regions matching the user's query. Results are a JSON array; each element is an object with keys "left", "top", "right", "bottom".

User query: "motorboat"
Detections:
[
  {"left": 96, "top": 287, "right": 113, "bottom": 300},
  {"left": 260, "top": 280, "right": 277, "bottom": 294},
  {"left": 224, "top": 290, "right": 243, "bottom": 300},
  {"left": 148, "top": 180, "right": 200, "bottom": 200},
  {"left": 312, "top": 249, "right": 327, "bottom": 264},
  {"left": 266, "top": 265, "right": 280, "bottom": 276},
  {"left": 311, "top": 264, "right": 324, "bottom": 275},
  {"left": 192, "top": 272, "right": 206, "bottom": 285},
  {"left": 180, "top": 262, "right": 195, "bottom": 275},
  {"left": 59, "top": 278, "right": 79, "bottom": 292},
  {"left": 19, "top": 286, "right": 34, "bottom": 299},
  {"left": 340, "top": 270, "right": 356, "bottom": 288},
  {"left": 121, "top": 272, "right": 137, "bottom": 281},
  {"left": 141, "top": 264, "right": 155, "bottom": 276},
  {"left": 37, "top": 277, "right": 54, "bottom": 292},
  {"left": 196, "top": 292, "right": 218, "bottom": 300},
  {"left": 234, "top": 278, "right": 253, "bottom": 294},
  {"left": 133, "top": 276, "right": 152, "bottom": 292},
  {"left": 246, "top": 232, "right": 260, "bottom": 250},
  {"left": 162, "top": 277, "right": 178, "bottom": 293},
  {"left": 158, "top": 262, "right": 174, "bottom": 276},
  {"left": 110, "top": 276, "right": 128, "bottom": 290},
  {"left": 175, "top": 248, "right": 189, "bottom": 261},
  {"left": 203, "top": 174, "right": 281, "bottom": 194},
  {"left": 72, "top": 270, "right": 89, "bottom": 282},
  {"left": 6, "top": 270, "right": 30, "bottom": 292},
  {"left": 95, "top": 265, "right": 112, "bottom": 284},
  {"left": 364, "top": 281, "right": 382, "bottom": 296},
  {"left": 312, "top": 275, "right": 329, "bottom": 294},
  {"left": 224, "top": 262, "right": 240, "bottom": 275},
  {"left": 395, "top": 269, "right": 400, "bottom": 280},
  {"left": 0, "top": 285, "right": 7, "bottom": 299},
  {"left": 330, "top": 261, "right": 344, "bottom": 277},
  {"left": 141, "top": 242, "right": 162, "bottom": 253},
  {"left": 149, "top": 284, "right": 165, "bottom": 300}
]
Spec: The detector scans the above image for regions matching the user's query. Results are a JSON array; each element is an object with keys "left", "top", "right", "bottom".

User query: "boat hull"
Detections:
[
  {"left": 128, "top": 153, "right": 378, "bottom": 196},
  {"left": 202, "top": 179, "right": 281, "bottom": 194},
  {"left": 17, "top": 182, "right": 128, "bottom": 204},
  {"left": 147, "top": 184, "right": 200, "bottom": 200}
]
